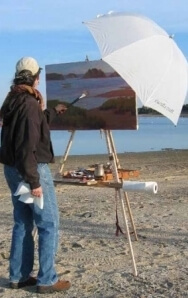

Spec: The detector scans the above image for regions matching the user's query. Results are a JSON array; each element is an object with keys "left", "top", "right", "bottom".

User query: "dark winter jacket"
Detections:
[{"left": 0, "top": 89, "right": 57, "bottom": 189}]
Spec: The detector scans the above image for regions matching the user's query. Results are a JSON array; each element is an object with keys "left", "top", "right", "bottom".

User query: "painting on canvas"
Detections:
[{"left": 45, "top": 59, "right": 137, "bottom": 130}]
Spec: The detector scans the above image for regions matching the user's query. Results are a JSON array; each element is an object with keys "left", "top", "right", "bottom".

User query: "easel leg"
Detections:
[
  {"left": 107, "top": 131, "right": 138, "bottom": 240},
  {"left": 33, "top": 227, "right": 38, "bottom": 241},
  {"left": 109, "top": 131, "right": 138, "bottom": 240},
  {"left": 117, "top": 189, "right": 138, "bottom": 276},
  {"left": 108, "top": 130, "right": 121, "bottom": 169},
  {"left": 104, "top": 130, "right": 138, "bottom": 276},
  {"left": 123, "top": 191, "right": 138, "bottom": 241},
  {"left": 59, "top": 130, "right": 75, "bottom": 175}
]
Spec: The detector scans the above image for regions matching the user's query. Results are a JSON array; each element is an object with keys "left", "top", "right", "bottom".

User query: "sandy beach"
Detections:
[{"left": 0, "top": 150, "right": 188, "bottom": 297}]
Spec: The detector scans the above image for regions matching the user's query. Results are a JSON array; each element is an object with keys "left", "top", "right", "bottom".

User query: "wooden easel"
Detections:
[{"left": 57, "top": 129, "right": 138, "bottom": 276}]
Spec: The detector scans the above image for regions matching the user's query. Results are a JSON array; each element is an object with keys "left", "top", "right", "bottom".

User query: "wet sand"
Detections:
[{"left": 0, "top": 150, "right": 188, "bottom": 297}]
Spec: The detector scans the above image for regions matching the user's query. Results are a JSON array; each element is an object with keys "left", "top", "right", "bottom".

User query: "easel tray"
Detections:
[{"left": 103, "top": 169, "right": 139, "bottom": 181}]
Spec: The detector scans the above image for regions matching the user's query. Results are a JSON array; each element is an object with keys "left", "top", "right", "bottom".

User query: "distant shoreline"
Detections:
[
  {"left": 54, "top": 148, "right": 188, "bottom": 158},
  {"left": 138, "top": 113, "right": 188, "bottom": 117},
  {"left": 0, "top": 113, "right": 188, "bottom": 128}
]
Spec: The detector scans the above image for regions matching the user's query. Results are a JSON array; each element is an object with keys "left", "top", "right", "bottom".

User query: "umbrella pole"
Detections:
[{"left": 104, "top": 130, "right": 138, "bottom": 276}]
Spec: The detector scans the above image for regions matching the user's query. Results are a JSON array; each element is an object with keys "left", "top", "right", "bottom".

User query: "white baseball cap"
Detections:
[{"left": 15, "top": 57, "right": 42, "bottom": 76}]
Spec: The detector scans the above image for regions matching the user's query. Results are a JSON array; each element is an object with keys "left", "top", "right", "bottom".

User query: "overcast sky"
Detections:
[{"left": 0, "top": 0, "right": 188, "bottom": 105}]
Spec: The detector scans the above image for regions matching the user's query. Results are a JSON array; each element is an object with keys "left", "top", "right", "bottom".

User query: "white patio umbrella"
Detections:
[{"left": 84, "top": 12, "right": 188, "bottom": 125}]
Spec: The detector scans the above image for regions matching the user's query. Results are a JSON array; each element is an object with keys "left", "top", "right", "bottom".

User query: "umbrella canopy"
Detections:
[{"left": 84, "top": 12, "right": 188, "bottom": 125}]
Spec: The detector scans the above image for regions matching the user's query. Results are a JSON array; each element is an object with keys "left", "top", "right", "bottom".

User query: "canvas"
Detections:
[{"left": 45, "top": 59, "right": 138, "bottom": 130}]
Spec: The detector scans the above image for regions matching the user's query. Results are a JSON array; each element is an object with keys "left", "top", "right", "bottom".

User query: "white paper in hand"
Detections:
[{"left": 14, "top": 181, "right": 44, "bottom": 209}]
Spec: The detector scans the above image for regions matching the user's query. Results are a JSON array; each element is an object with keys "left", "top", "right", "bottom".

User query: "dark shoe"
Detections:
[
  {"left": 10, "top": 276, "right": 37, "bottom": 289},
  {"left": 37, "top": 279, "right": 71, "bottom": 294}
]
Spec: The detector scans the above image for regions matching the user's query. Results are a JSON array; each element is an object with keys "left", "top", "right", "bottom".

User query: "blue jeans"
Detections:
[{"left": 4, "top": 163, "right": 59, "bottom": 286}]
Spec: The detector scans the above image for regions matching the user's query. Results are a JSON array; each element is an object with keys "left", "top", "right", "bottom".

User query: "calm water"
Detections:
[
  {"left": 0, "top": 116, "right": 187, "bottom": 156},
  {"left": 50, "top": 116, "right": 188, "bottom": 156}
]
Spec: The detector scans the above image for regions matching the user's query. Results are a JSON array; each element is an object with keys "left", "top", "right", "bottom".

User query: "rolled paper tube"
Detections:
[{"left": 122, "top": 181, "right": 158, "bottom": 194}]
